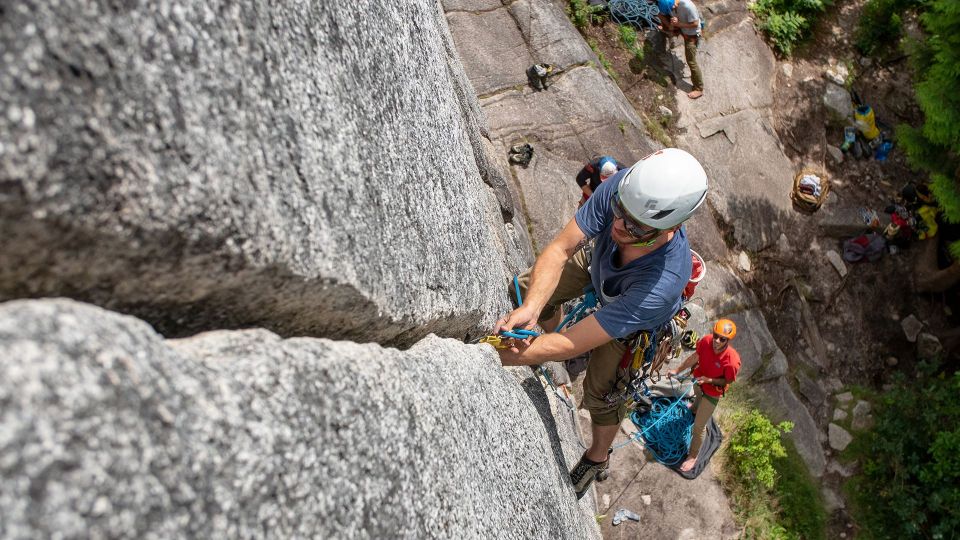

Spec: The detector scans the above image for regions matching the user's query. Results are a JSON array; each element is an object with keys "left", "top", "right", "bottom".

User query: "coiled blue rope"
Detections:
[
  {"left": 631, "top": 396, "right": 693, "bottom": 466},
  {"left": 608, "top": 0, "right": 661, "bottom": 29}
]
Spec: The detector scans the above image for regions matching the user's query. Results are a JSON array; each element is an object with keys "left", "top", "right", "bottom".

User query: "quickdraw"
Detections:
[{"left": 603, "top": 305, "right": 692, "bottom": 411}]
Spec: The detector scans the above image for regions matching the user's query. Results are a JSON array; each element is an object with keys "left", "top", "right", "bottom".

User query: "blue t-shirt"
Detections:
[{"left": 573, "top": 171, "right": 692, "bottom": 339}]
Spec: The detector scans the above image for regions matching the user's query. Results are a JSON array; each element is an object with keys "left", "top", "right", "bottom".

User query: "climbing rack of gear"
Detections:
[
  {"left": 476, "top": 273, "right": 699, "bottom": 462},
  {"left": 608, "top": 0, "right": 661, "bottom": 29}
]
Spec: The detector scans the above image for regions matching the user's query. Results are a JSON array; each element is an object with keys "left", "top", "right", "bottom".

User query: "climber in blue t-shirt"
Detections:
[{"left": 494, "top": 148, "right": 708, "bottom": 499}]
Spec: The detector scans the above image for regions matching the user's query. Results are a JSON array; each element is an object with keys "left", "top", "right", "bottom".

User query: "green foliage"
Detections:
[
  {"left": 618, "top": 24, "right": 645, "bottom": 61},
  {"left": 730, "top": 409, "right": 793, "bottom": 489},
  {"left": 897, "top": 0, "right": 960, "bottom": 227},
  {"left": 749, "top": 0, "right": 829, "bottom": 56},
  {"left": 855, "top": 0, "right": 926, "bottom": 56},
  {"left": 774, "top": 441, "right": 827, "bottom": 540},
  {"left": 617, "top": 24, "right": 642, "bottom": 62},
  {"left": 588, "top": 38, "right": 618, "bottom": 80},
  {"left": 849, "top": 363, "right": 960, "bottom": 539},
  {"left": 568, "top": 0, "right": 606, "bottom": 29},
  {"left": 718, "top": 399, "right": 824, "bottom": 540}
]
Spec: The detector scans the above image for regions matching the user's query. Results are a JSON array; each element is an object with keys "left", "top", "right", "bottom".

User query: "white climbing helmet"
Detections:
[
  {"left": 599, "top": 159, "right": 618, "bottom": 178},
  {"left": 618, "top": 148, "right": 708, "bottom": 229}
]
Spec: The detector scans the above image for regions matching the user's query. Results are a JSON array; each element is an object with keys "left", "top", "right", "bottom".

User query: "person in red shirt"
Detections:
[{"left": 668, "top": 318, "right": 741, "bottom": 472}]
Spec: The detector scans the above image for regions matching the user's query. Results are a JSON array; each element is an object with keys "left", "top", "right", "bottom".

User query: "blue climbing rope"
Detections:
[
  {"left": 631, "top": 396, "right": 694, "bottom": 466},
  {"left": 608, "top": 0, "right": 661, "bottom": 29},
  {"left": 554, "top": 288, "right": 598, "bottom": 332}
]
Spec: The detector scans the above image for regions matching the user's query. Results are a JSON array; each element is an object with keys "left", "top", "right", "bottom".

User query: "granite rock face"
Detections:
[
  {"left": 0, "top": 299, "right": 599, "bottom": 539},
  {"left": 0, "top": 0, "right": 520, "bottom": 344}
]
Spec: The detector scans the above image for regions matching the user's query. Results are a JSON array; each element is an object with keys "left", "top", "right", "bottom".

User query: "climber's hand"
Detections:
[{"left": 495, "top": 304, "right": 541, "bottom": 336}]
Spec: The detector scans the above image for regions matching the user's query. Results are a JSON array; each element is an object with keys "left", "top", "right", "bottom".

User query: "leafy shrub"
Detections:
[
  {"left": 855, "top": 0, "right": 926, "bottom": 56},
  {"left": 758, "top": 11, "right": 807, "bottom": 55},
  {"left": 729, "top": 409, "right": 794, "bottom": 489},
  {"left": 618, "top": 24, "right": 645, "bottom": 62},
  {"left": 849, "top": 363, "right": 960, "bottom": 539},
  {"left": 896, "top": 0, "right": 960, "bottom": 259},
  {"left": 568, "top": 0, "right": 606, "bottom": 29},
  {"left": 718, "top": 400, "right": 823, "bottom": 539},
  {"left": 749, "top": 0, "right": 829, "bottom": 56}
]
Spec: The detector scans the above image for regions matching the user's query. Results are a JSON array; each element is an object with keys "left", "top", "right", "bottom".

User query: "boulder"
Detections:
[
  {"left": 755, "top": 378, "right": 827, "bottom": 476},
  {"left": 833, "top": 408, "right": 848, "bottom": 422},
  {"left": 821, "top": 486, "right": 845, "bottom": 512},
  {"left": 0, "top": 299, "right": 600, "bottom": 538},
  {"left": 1, "top": 0, "right": 518, "bottom": 345},
  {"left": 901, "top": 314, "right": 923, "bottom": 342},
  {"left": 823, "top": 84, "right": 854, "bottom": 120},
  {"left": 851, "top": 400, "right": 873, "bottom": 431},
  {"left": 835, "top": 391, "right": 853, "bottom": 404},
  {"left": 674, "top": 20, "right": 776, "bottom": 129},
  {"left": 825, "top": 250, "right": 848, "bottom": 277},
  {"left": 828, "top": 423, "right": 853, "bottom": 451},
  {"left": 476, "top": 65, "right": 656, "bottom": 247},
  {"left": 796, "top": 371, "right": 827, "bottom": 406},
  {"left": 917, "top": 332, "right": 943, "bottom": 359},
  {"left": 738, "top": 251, "right": 752, "bottom": 272}
]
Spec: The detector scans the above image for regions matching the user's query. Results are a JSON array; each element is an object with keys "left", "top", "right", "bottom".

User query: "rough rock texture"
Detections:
[
  {"left": 672, "top": 19, "right": 795, "bottom": 251},
  {"left": 445, "top": 0, "right": 659, "bottom": 251},
  {"left": 0, "top": 0, "right": 523, "bottom": 344},
  {"left": 757, "top": 378, "right": 827, "bottom": 476},
  {"left": 828, "top": 423, "right": 853, "bottom": 451},
  {"left": 0, "top": 299, "right": 600, "bottom": 539}
]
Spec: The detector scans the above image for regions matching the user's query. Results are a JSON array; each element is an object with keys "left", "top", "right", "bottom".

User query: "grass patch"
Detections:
[
  {"left": 641, "top": 112, "right": 672, "bottom": 146},
  {"left": 588, "top": 39, "right": 618, "bottom": 81},
  {"left": 618, "top": 24, "right": 645, "bottom": 62},
  {"left": 715, "top": 389, "right": 827, "bottom": 540},
  {"left": 567, "top": 0, "right": 606, "bottom": 30}
]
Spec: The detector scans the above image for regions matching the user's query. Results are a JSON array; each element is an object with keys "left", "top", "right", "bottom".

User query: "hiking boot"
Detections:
[{"left": 570, "top": 453, "right": 609, "bottom": 499}]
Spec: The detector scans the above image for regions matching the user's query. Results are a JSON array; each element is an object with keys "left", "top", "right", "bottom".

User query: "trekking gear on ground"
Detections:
[
  {"left": 713, "top": 319, "right": 736, "bottom": 340},
  {"left": 609, "top": 0, "right": 662, "bottom": 28},
  {"left": 526, "top": 63, "right": 555, "bottom": 91},
  {"left": 854, "top": 105, "right": 881, "bottom": 140},
  {"left": 790, "top": 169, "right": 830, "bottom": 213},
  {"left": 618, "top": 148, "right": 708, "bottom": 229},
  {"left": 508, "top": 143, "right": 534, "bottom": 167}
]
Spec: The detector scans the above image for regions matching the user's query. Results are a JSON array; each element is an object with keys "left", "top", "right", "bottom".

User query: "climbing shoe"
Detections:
[
  {"left": 509, "top": 143, "right": 533, "bottom": 155},
  {"left": 595, "top": 449, "right": 613, "bottom": 482},
  {"left": 570, "top": 453, "right": 609, "bottom": 499}
]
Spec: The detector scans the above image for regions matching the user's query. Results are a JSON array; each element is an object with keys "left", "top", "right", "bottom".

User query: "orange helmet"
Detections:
[{"left": 713, "top": 319, "right": 737, "bottom": 340}]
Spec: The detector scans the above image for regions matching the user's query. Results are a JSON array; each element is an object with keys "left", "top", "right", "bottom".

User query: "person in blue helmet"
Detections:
[
  {"left": 657, "top": 0, "right": 704, "bottom": 99},
  {"left": 575, "top": 156, "right": 628, "bottom": 206}
]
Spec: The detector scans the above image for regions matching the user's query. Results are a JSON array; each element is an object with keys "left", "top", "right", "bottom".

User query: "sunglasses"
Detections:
[
  {"left": 611, "top": 191, "right": 661, "bottom": 242},
  {"left": 713, "top": 334, "right": 729, "bottom": 343}
]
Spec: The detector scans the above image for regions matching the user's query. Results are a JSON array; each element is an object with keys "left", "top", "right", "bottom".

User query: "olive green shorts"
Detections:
[{"left": 513, "top": 248, "right": 629, "bottom": 426}]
